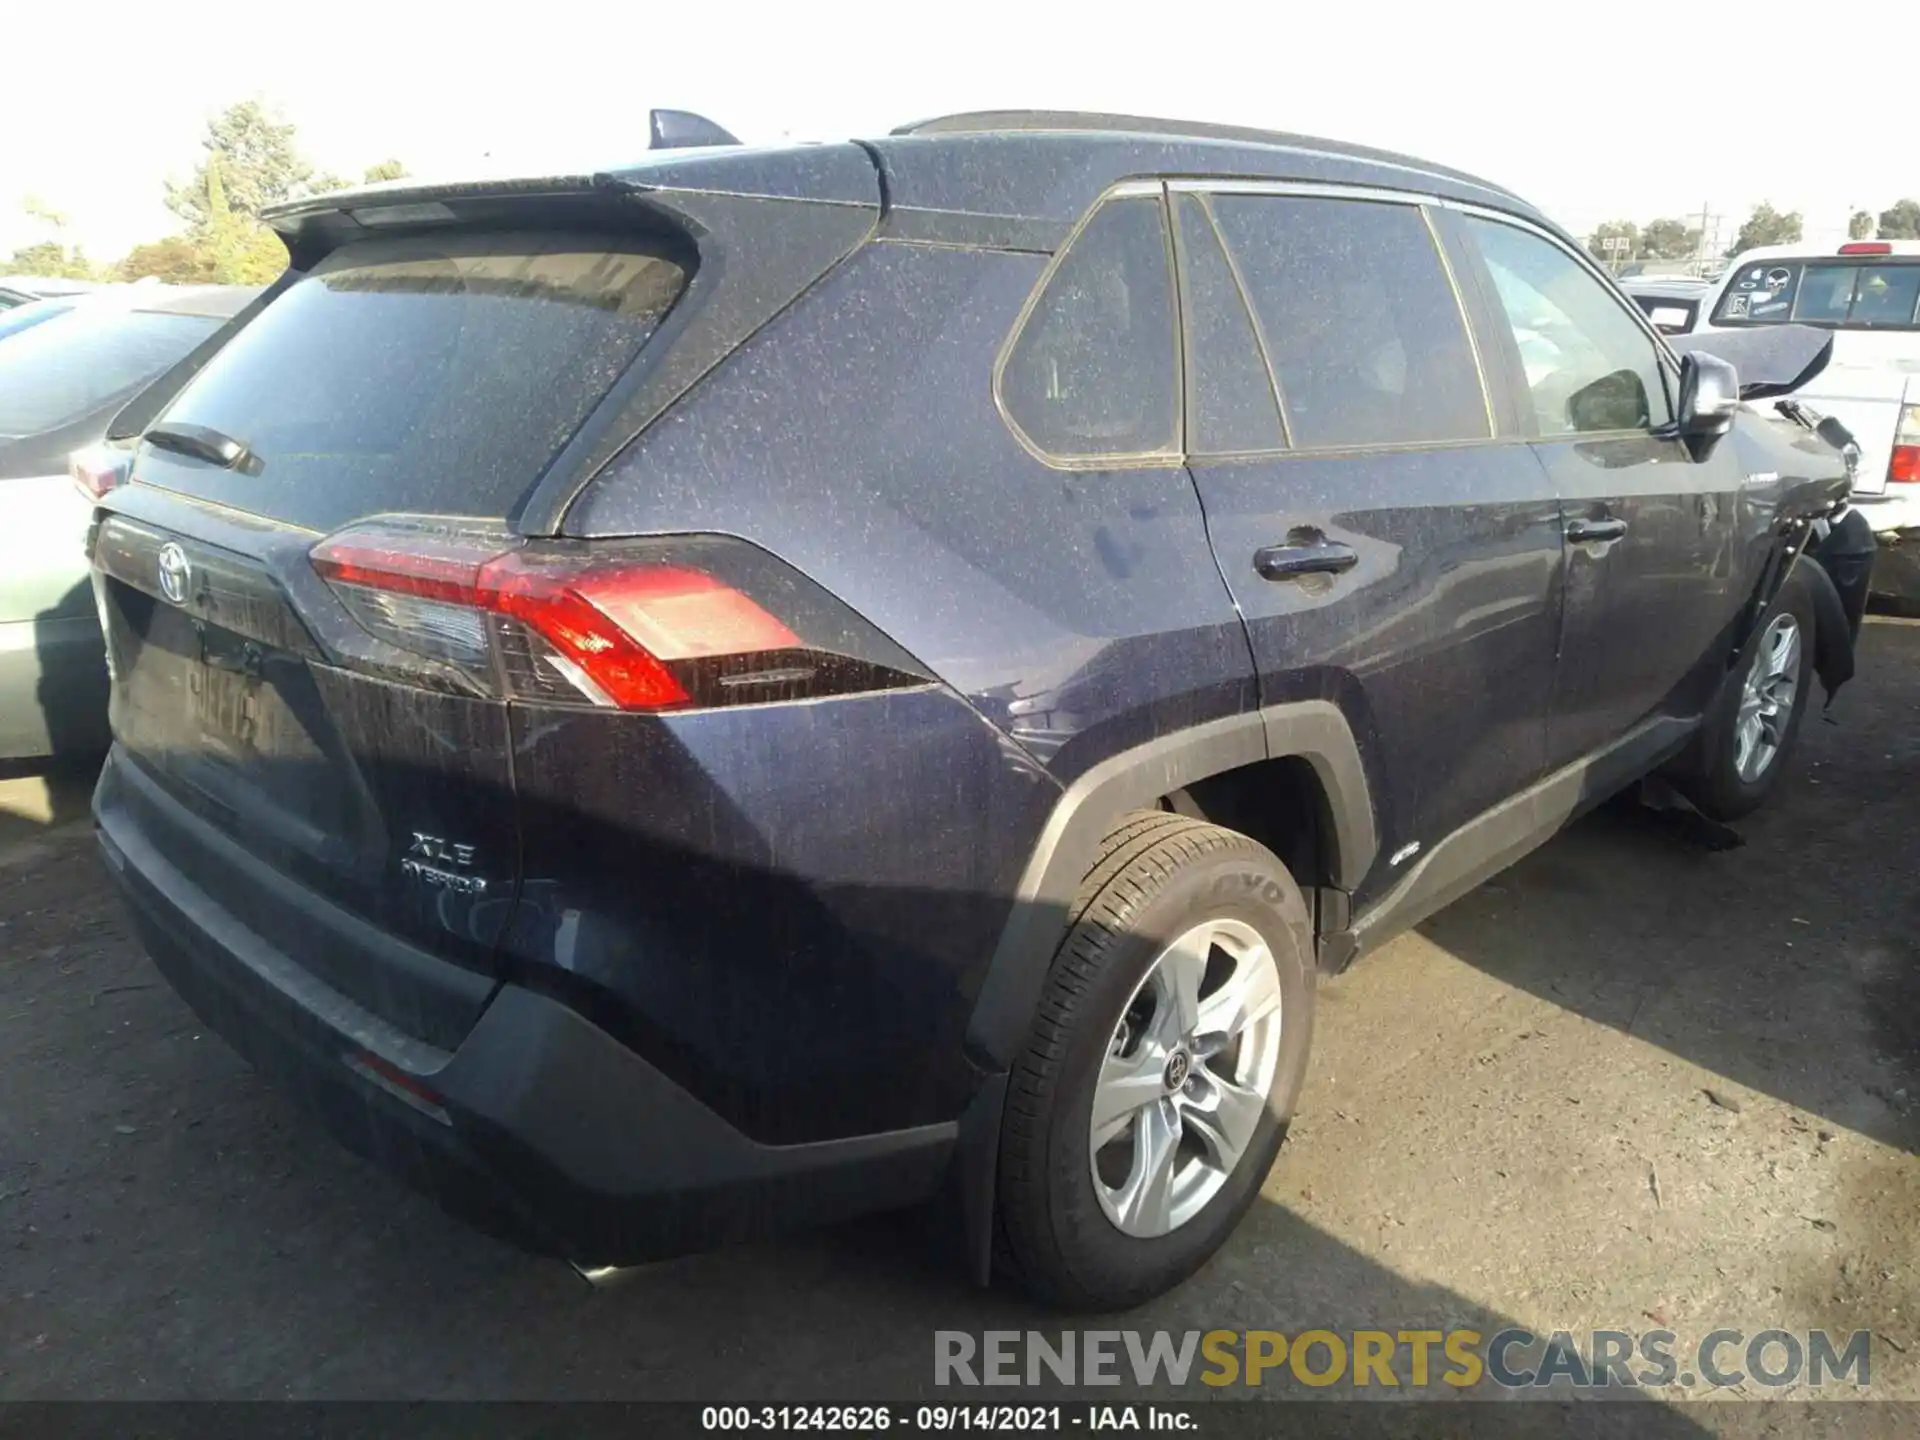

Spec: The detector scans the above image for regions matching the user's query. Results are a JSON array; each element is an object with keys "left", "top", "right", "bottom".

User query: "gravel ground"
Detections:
[{"left": 2, "top": 619, "right": 1916, "bottom": 1426}]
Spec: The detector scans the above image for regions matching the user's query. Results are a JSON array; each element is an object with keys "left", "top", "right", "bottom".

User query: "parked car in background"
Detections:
[
  {"left": 87, "top": 112, "right": 1862, "bottom": 1310},
  {"left": 1, "top": 285, "right": 257, "bottom": 758},
  {"left": 0, "top": 294, "right": 88, "bottom": 343},
  {"left": 0, "top": 275, "right": 104, "bottom": 307},
  {"left": 1619, "top": 275, "right": 1713, "bottom": 335},
  {"left": 1696, "top": 240, "right": 1920, "bottom": 597}
]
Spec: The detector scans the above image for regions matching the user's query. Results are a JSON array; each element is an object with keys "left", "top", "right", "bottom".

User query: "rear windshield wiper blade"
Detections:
[{"left": 143, "top": 422, "right": 253, "bottom": 471}]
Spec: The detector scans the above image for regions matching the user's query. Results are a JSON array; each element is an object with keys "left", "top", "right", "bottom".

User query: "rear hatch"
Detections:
[{"left": 93, "top": 227, "right": 692, "bottom": 1044}]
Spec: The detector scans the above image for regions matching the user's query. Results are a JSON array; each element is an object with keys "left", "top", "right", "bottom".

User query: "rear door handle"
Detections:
[
  {"left": 1254, "top": 539, "right": 1359, "bottom": 581},
  {"left": 1567, "top": 518, "right": 1629, "bottom": 544}
]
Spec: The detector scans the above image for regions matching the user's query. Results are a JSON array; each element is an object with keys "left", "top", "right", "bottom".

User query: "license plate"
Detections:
[{"left": 187, "top": 659, "right": 261, "bottom": 757}]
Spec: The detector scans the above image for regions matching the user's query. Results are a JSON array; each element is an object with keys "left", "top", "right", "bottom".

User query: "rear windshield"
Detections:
[
  {"left": 0, "top": 307, "right": 220, "bottom": 439},
  {"left": 1713, "top": 259, "right": 1920, "bottom": 330},
  {"left": 144, "top": 230, "right": 688, "bottom": 532}
]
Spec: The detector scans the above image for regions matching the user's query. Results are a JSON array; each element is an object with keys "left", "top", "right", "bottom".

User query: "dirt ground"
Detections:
[{"left": 2, "top": 621, "right": 1916, "bottom": 1423}]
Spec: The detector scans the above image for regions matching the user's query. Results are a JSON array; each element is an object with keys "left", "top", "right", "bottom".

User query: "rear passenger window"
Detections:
[
  {"left": 1000, "top": 195, "right": 1179, "bottom": 461},
  {"left": 1463, "top": 217, "right": 1673, "bottom": 436},
  {"left": 1208, "top": 195, "right": 1489, "bottom": 449},
  {"left": 1172, "top": 193, "right": 1284, "bottom": 454}
]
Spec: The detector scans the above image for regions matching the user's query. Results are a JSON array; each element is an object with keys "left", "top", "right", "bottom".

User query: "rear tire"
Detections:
[
  {"left": 1679, "top": 575, "right": 1818, "bottom": 822},
  {"left": 995, "top": 811, "right": 1315, "bottom": 1310}
]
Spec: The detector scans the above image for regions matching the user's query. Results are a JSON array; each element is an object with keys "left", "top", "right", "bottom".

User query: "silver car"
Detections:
[{"left": 0, "top": 286, "right": 256, "bottom": 758}]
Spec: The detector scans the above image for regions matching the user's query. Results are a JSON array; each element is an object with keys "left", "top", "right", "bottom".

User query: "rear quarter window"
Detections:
[
  {"left": 998, "top": 195, "right": 1181, "bottom": 463},
  {"left": 144, "top": 230, "right": 687, "bottom": 532}
]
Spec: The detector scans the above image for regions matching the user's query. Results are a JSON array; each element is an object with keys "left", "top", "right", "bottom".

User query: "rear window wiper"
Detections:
[{"left": 143, "top": 421, "right": 254, "bottom": 471}]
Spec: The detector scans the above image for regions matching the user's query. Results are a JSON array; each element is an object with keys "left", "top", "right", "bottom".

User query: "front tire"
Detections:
[
  {"left": 995, "top": 812, "right": 1315, "bottom": 1310},
  {"left": 1681, "top": 575, "right": 1818, "bottom": 822}
]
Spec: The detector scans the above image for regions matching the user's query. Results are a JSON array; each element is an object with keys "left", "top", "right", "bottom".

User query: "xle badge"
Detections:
[{"left": 400, "top": 833, "right": 487, "bottom": 894}]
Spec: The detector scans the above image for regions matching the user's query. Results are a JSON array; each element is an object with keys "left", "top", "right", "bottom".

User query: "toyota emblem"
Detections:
[{"left": 157, "top": 542, "right": 192, "bottom": 606}]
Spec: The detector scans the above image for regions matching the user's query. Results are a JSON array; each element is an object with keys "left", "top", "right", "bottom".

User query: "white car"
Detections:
[{"left": 1695, "top": 240, "right": 1920, "bottom": 593}]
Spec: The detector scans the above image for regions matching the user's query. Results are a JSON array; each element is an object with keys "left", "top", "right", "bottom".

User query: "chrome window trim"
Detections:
[
  {"left": 1165, "top": 176, "right": 1443, "bottom": 209},
  {"left": 995, "top": 177, "right": 1567, "bottom": 469}
]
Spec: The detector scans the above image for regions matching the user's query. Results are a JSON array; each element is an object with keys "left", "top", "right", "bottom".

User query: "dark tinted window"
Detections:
[
  {"left": 1630, "top": 294, "right": 1701, "bottom": 335},
  {"left": 1001, "top": 196, "right": 1179, "bottom": 459},
  {"left": 1209, "top": 195, "right": 1489, "bottom": 449},
  {"left": 1172, "top": 194, "right": 1284, "bottom": 454},
  {"left": 0, "top": 307, "right": 218, "bottom": 438},
  {"left": 1714, "top": 260, "right": 1920, "bottom": 329},
  {"left": 148, "top": 231, "right": 687, "bottom": 532},
  {"left": 1466, "top": 217, "right": 1672, "bottom": 436}
]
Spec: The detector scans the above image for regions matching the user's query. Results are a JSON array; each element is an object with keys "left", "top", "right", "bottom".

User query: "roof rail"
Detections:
[{"left": 892, "top": 110, "right": 1516, "bottom": 200}]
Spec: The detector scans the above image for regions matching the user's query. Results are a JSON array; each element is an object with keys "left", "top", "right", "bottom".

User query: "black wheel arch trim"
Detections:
[
  {"left": 1792, "top": 551, "right": 1856, "bottom": 703},
  {"left": 963, "top": 700, "right": 1375, "bottom": 1077}
]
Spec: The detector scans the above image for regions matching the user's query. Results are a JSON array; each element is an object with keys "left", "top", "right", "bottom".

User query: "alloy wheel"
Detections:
[
  {"left": 1734, "top": 613, "right": 1801, "bottom": 783},
  {"left": 1089, "top": 918, "right": 1283, "bottom": 1238}
]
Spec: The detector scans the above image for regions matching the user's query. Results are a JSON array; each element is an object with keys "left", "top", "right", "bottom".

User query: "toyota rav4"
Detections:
[{"left": 87, "top": 111, "right": 1864, "bottom": 1309}]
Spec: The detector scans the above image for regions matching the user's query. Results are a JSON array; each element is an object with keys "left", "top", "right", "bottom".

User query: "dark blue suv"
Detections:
[{"left": 87, "top": 112, "right": 1860, "bottom": 1308}]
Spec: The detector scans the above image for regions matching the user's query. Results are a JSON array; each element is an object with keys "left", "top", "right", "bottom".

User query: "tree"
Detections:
[
  {"left": 4, "top": 239, "right": 98, "bottom": 280},
  {"left": 1879, "top": 199, "right": 1920, "bottom": 240},
  {"left": 1726, "top": 202, "right": 1802, "bottom": 257},
  {"left": 164, "top": 99, "right": 316, "bottom": 229},
  {"left": 125, "top": 151, "right": 288, "bottom": 286},
  {"left": 200, "top": 153, "right": 289, "bottom": 284},
  {"left": 1849, "top": 210, "right": 1877, "bottom": 241},
  {"left": 1640, "top": 217, "right": 1703, "bottom": 261},
  {"left": 6, "top": 195, "right": 99, "bottom": 279},
  {"left": 1588, "top": 219, "right": 1640, "bottom": 264},
  {"left": 117, "top": 235, "right": 220, "bottom": 284},
  {"left": 362, "top": 159, "right": 409, "bottom": 184}
]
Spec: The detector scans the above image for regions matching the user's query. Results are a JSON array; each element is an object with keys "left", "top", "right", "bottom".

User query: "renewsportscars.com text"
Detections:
[{"left": 934, "top": 1328, "right": 1872, "bottom": 1392}]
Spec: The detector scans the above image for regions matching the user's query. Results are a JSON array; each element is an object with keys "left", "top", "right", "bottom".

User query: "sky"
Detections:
[{"left": 3, "top": 0, "right": 1911, "bottom": 262}]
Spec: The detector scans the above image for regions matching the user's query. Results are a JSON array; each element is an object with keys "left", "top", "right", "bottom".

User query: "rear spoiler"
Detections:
[{"left": 248, "top": 132, "right": 884, "bottom": 538}]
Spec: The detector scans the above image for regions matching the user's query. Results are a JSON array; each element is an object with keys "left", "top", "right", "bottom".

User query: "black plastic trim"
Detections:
[
  {"left": 1348, "top": 714, "right": 1696, "bottom": 954},
  {"left": 965, "top": 700, "right": 1374, "bottom": 1075}
]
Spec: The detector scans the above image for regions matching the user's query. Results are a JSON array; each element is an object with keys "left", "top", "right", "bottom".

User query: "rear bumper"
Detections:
[
  {"left": 1851, "top": 489, "right": 1920, "bottom": 534},
  {"left": 94, "top": 747, "right": 955, "bottom": 1266}
]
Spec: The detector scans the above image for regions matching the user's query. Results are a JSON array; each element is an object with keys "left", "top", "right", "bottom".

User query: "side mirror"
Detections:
[{"left": 1677, "top": 351, "right": 1739, "bottom": 440}]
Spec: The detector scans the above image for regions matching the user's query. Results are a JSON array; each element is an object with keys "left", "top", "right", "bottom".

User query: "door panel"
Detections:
[
  {"left": 1454, "top": 213, "right": 1743, "bottom": 769},
  {"left": 1533, "top": 437, "right": 1741, "bottom": 764},
  {"left": 1192, "top": 448, "right": 1564, "bottom": 896},
  {"left": 1175, "top": 191, "right": 1564, "bottom": 900}
]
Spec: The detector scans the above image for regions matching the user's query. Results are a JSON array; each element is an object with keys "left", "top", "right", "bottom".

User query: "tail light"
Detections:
[
  {"left": 70, "top": 445, "right": 128, "bottom": 501},
  {"left": 1839, "top": 241, "right": 1894, "bottom": 256},
  {"left": 1892, "top": 404, "right": 1920, "bottom": 486},
  {"left": 310, "top": 519, "right": 931, "bottom": 711}
]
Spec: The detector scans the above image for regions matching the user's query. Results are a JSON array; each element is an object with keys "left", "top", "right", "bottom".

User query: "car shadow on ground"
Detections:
[
  {"left": 0, "top": 754, "right": 99, "bottom": 855},
  {"left": 1411, "top": 619, "right": 1920, "bottom": 1159}
]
